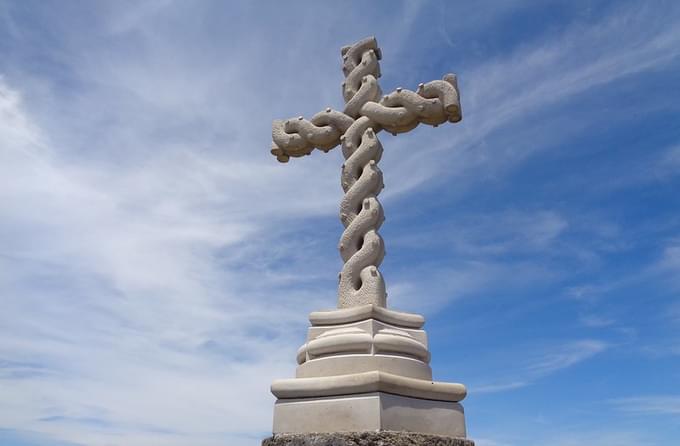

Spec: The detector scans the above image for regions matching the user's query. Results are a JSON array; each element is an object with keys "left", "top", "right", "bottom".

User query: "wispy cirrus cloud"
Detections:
[
  {"left": 579, "top": 314, "right": 616, "bottom": 328},
  {"left": 381, "top": 1, "right": 680, "bottom": 196},
  {"left": 610, "top": 395, "right": 680, "bottom": 417},
  {"left": 472, "top": 340, "right": 608, "bottom": 394}
]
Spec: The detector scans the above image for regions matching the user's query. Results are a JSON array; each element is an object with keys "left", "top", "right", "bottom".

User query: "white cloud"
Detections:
[
  {"left": 579, "top": 314, "right": 616, "bottom": 328},
  {"left": 0, "top": 72, "right": 323, "bottom": 446},
  {"left": 659, "top": 242, "right": 680, "bottom": 272},
  {"left": 473, "top": 381, "right": 528, "bottom": 394},
  {"left": 471, "top": 340, "right": 608, "bottom": 394},
  {"left": 610, "top": 395, "right": 680, "bottom": 416},
  {"left": 662, "top": 144, "right": 680, "bottom": 171},
  {"left": 525, "top": 340, "right": 607, "bottom": 376}
]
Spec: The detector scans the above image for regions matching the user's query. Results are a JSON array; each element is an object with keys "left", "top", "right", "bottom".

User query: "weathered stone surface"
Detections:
[
  {"left": 272, "top": 392, "right": 466, "bottom": 437},
  {"left": 266, "top": 36, "right": 469, "bottom": 441},
  {"left": 262, "top": 431, "right": 474, "bottom": 446},
  {"left": 272, "top": 373, "right": 466, "bottom": 402}
]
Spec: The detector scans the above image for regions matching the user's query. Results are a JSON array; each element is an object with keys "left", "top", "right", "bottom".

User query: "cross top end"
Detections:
[
  {"left": 271, "top": 36, "right": 461, "bottom": 163},
  {"left": 270, "top": 37, "right": 462, "bottom": 310}
]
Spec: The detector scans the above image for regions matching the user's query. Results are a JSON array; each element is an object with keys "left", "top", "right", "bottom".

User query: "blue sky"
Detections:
[{"left": 1, "top": 1, "right": 679, "bottom": 445}]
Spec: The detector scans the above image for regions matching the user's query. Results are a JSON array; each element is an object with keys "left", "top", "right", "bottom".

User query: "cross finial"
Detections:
[{"left": 271, "top": 37, "right": 461, "bottom": 309}]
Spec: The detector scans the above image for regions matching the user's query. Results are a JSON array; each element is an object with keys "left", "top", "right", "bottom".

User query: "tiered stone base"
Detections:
[
  {"left": 269, "top": 305, "right": 470, "bottom": 441},
  {"left": 262, "top": 432, "right": 474, "bottom": 446}
]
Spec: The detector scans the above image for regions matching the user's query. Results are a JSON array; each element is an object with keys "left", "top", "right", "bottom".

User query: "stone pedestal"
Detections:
[
  {"left": 269, "top": 305, "right": 469, "bottom": 440},
  {"left": 262, "top": 432, "right": 475, "bottom": 446}
]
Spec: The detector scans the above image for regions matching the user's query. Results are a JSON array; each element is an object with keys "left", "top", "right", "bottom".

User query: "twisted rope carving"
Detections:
[
  {"left": 270, "top": 36, "right": 462, "bottom": 309},
  {"left": 338, "top": 116, "right": 386, "bottom": 307},
  {"left": 271, "top": 109, "right": 353, "bottom": 162},
  {"left": 336, "top": 37, "right": 386, "bottom": 308}
]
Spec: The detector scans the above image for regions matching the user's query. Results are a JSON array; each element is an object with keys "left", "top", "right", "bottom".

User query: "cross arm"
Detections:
[
  {"left": 271, "top": 109, "right": 353, "bottom": 163},
  {"left": 270, "top": 74, "right": 461, "bottom": 162},
  {"left": 361, "top": 74, "right": 461, "bottom": 135}
]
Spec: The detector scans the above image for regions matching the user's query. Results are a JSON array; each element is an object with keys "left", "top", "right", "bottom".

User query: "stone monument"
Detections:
[{"left": 264, "top": 37, "right": 472, "bottom": 446}]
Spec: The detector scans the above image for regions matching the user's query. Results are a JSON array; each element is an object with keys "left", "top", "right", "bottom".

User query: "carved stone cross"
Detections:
[
  {"left": 266, "top": 38, "right": 470, "bottom": 440},
  {"left": 271, "top": 36, "right": 461, "bottom": 309}
]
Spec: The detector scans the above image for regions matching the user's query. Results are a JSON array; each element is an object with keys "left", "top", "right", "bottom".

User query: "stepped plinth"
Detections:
[{"left": 270, "top": 305, "right": 467, "bottom": 437}]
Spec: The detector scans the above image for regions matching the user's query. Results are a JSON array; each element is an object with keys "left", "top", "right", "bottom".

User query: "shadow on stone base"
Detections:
[{"left": 262, "top": 431, "right": 474, "bottom": 446}]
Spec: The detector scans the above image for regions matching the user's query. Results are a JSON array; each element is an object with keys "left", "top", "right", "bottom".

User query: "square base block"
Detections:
[{"left": 273, "top": 392, "right": 466, "bottom": 438}]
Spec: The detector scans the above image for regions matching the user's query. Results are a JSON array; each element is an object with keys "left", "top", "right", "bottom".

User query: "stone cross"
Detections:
[
  {"left": 266, "top": 38, "right": 470, "bottom": 441},
  {"left": 271, "top": 36, "right": 461, "bottom": 309}
]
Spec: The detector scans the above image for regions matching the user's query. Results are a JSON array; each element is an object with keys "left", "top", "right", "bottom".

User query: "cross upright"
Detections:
[{"left": 271, "top": 36, "right": 461, "bottom": 309}]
